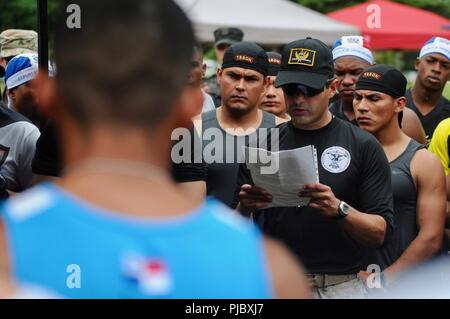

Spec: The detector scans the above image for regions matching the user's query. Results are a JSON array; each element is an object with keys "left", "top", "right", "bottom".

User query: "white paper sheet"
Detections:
[{"left": 244, "top": 146, "right": 319, "bottom": 208}]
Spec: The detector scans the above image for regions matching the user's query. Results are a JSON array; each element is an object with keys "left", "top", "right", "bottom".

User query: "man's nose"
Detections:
[
  {"left": 265, "top": 86, "right": 277, "bottom": 98},
  {"left": 342, "top": 73, "right": 355, "bottom": 85},
  {"left": 236, "top": 77, "right": 245, "bottom": 91}
]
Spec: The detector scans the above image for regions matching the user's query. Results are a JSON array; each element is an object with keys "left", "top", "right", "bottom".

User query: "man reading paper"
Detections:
[{"left": 234, "top": 38, "right": 395, "bottom": 299}]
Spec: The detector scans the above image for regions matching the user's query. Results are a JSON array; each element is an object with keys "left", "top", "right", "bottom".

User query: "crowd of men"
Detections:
[{"left": 0, "top": 0, "right": 449, "bottom": 299}]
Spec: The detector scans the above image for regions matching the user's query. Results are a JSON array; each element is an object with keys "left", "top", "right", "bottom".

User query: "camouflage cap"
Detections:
[{"left": 0, "top": 29, "right": 38, "bottom": 58}]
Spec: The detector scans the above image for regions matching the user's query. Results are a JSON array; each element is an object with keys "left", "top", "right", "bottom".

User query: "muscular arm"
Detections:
[
  {"left": 300, "top": 183, "right": 387, "bottom": 247},
  {"left": 339, "top": 207, "right": 387, "bottom": 247},
  {"left": 384, "top": 151, "right": 446, "bottom": 280}
]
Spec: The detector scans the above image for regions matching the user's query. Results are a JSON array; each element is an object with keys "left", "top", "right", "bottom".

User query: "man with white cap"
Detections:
[
  {"left": 0, "top": 29, "right": 38, "bottom": 106},
  {"left": 406, "top": 36, "right": 450, "bottom": 145},
  {"left": 331, "top": 36, "right": 426, "bottom": 144},
  {"left": 0, "top": 53, "right": 41, "bottom": 197},
  {"left": 5, "top": 53, "right": 51, "bottom": 129}
]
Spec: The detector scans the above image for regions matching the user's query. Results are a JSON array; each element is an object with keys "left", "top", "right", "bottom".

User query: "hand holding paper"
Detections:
[{"left": 242, "top": 145, "right": 320, "bottom": 208}]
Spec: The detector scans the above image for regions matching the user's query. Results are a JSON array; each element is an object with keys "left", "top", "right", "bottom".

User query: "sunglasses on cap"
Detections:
[{"left": 281, "top": 78, "right": 335, "bottom": 98}]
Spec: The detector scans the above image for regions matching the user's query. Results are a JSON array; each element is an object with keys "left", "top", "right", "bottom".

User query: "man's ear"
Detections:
[
  {"left": 173, "top": 85, "right": 203, "bottom": 128},
  {"left": 202, "top": 63, "right": 206, "bottom": 78},
  {"left": 395, "top": 96, "right": 406, "bottom": 114},
  {"left": 328, "top": 79, "right": 339, "bottom": 99},
  {"left": 216, "top": 68, "right": 223, "bottom": 85},
  {"left": 262, "top": 76, "right": 269, "bottom": 94},
  {"left": 415, "top": 58, "right": 420, "bottom": 71}
]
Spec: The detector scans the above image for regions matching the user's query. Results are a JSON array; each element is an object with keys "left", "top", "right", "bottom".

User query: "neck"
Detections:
[
  {"left": 217, "top": 105, "right": 262, "bottom": 131},
  {"left": 279, "top": 112, "right": 291, "bottom": 120},
  {"left": 341, "top": 99, "right": 355, "bottom": 121},
  {"left": 62, "top": 124, "right": 172, "bottom": 174},
  {"left": 293, "top": 110, "right": 333, "bottom": 130},
  {"left": 56, "top": 123, "right": 199, "bottom": 218},
  {"left": 411, "top": 82, "right": 443, "bottom": 107},
  {"left": 373, "top": 119, "right": 404, "bottom": 148}
]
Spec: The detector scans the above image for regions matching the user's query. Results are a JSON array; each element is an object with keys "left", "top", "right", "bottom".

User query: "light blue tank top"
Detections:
[{"left": 1, "top": 183, "right": 273, "bottom": 298}]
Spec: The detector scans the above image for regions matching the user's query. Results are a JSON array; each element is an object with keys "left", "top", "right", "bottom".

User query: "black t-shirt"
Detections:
[
  {"left": 405, "top": 89, "right": 450, "bottom": 143},
  {"left": 171, "top": 126, "right": 207, "bottom": 183},
  {"left": 234, "top": 117, "right": 395, "bottom": 274},
  {"left": 328, "top": 97, "right": 357, "bottom": 125},
  {"left": 32, "top": 121, "right": 61, "bottom": 177}
]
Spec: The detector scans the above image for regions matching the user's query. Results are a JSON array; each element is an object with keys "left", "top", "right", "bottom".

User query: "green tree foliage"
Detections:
[{"left": 0, "top": 0, "right": 60, "bottom": 36}]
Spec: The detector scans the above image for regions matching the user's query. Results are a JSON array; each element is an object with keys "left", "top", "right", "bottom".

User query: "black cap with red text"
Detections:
[
  {"left": 221, "top": 41, "right": 268, "bottom": 76},
  {"left": 355, "top": 64, "right": 406, "bottom": 98}
]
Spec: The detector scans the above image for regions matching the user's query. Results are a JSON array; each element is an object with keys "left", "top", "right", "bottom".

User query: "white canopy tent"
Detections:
[{"left": 175, "top": 0, "right": 360, "bottom": 46}]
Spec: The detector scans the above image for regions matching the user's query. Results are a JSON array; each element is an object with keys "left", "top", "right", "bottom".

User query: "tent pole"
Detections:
[{"left": 37, "top": 0, "right": 48, "bottom": 72}]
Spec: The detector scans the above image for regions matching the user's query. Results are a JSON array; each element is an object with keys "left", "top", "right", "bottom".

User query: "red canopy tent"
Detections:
[{"left": 327, "top": 0, "right": 450, "bottom": 50}]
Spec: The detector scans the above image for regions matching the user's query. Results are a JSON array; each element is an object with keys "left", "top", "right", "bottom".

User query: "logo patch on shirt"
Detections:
[
  {"left": 321, "top": 146, "right": 351, "bottom": 173},
  {"left": 288, "top": 48, "right": 316, "bottom": 66},
  {"left": 122, "top": 254, "right": 173, "bottom": 296},
  {"left": 234, "top": 54, "right": 254, "bottom": 64}
]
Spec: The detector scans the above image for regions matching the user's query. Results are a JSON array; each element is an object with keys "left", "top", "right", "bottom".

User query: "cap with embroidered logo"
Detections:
[
  {"left": 221, "top": 41, "right": 268, "bottom": 76},
  {"left": 267, "top": 52, "right": 282, "bottom": 77},
  {"left": 355, "top": 64, "right": 406, "bottom": 98},
  {"left": 275, "top": 37, "right": 334, "bottom": 89}
]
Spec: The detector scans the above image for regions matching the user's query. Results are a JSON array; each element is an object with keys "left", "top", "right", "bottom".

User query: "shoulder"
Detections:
[
  {"left": 412, "top": 148, "right": 443, "bottom": 171},
  {"left": 411, "top": 147, "right": 445, "bottom": 185},
  {"left": 0, "top": 107, "right": 31, "bottom": 128},
  {"left": 429, "top": 118, "right": 450, "bottom": 152},
  {"left": 205, "top": 199, "right": 260, "bottom": 235},
  {"left": 433, "top": 118, "right": 450, "bottom": 136},
  {"left": 442, "top": 96, "right": 450, "bottom": 107},
  {"left": 202, "top": 109, "right": 218, "bottom": 122},
  {"left": 275, "top": 115, "right": 289, "bottom": 126},
  {"left": 402, "top": 107, "right": 420, "bottom": 122},
  {"left": 1, "top": 184, "right": 56, "bottom": 224},
  {"left": 0, "top": 120, "right": 39, "bottom": 149}
]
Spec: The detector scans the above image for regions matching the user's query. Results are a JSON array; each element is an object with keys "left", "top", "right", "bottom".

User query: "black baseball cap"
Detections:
[
  {"left": 355, "top": 64, "right": 407, "bottom": 98},
  {"left": 267, "top": 52, "right": 282, "bottom": 77},
  {"left": 275, "top": 37, "right": 334, "bottom": 89},
  {"left": 214, "top": 27, "right": 244, "bottom": 47},
  {"left": 221, "top": 42, "right": 268, "bottom": 76}
]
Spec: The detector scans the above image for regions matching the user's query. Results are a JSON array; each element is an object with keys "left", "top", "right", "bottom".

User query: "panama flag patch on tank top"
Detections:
[
  {"left": 121, "top": 253, "right": 173, "bottom": 296},
  {"left": 321, "top": 146, "right": 351, "bottom": 173}
]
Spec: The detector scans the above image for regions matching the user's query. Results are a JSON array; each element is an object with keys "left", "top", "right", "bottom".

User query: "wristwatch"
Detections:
[{"left": 337, "top": 200, "right": 350, "bottom": 219}]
